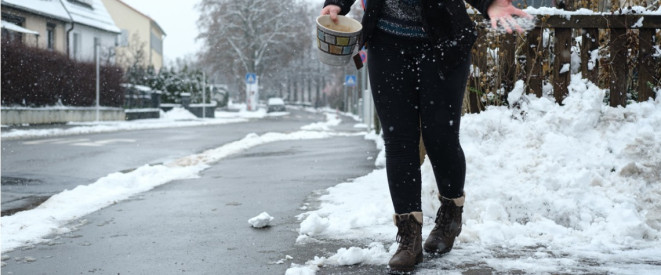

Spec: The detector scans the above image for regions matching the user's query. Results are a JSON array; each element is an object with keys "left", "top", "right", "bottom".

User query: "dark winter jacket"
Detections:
[{"left": 323, "top": 0, "right": 495, "bottom": 70}]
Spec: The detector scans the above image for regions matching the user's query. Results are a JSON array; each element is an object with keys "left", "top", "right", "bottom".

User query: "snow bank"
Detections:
[
  {"left": 1, "top": 108, "right": 248, "bottom": 140},
  {"left": 290, "top": 74, "right": 661, "bottom": 273},
  {"left": 301, "top": 113, "right": 342, "bottom": 131}
]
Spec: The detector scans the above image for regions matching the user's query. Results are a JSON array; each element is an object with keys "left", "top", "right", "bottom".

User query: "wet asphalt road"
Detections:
[
  {"left": 1, "top": 109, "right": 327, "bottom": 215},
  {"left": 1, "top": 109, "right": 381, "bottom": 274}
]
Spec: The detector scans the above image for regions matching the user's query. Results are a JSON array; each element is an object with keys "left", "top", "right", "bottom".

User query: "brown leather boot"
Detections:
[
  {"left": 388, "top": 212, "right": 423, "bottom": 274},
  {"left": 423, "top": 194, "right": 465, "bottom": 255}
]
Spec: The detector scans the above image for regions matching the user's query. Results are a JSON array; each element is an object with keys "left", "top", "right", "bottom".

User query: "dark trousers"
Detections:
[{"left": 367, "top": 31, "right": 470, "bottom": 214}]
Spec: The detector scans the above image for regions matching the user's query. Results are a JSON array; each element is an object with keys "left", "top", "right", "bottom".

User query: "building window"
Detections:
[
  {"left": 73, "top": 32, "right": 80, "bottom": 58},
  {"left": 150, "top": 32, "right": 163, "bottom": 55},
  {"left": 1, "top": 12, "right": 25, "bottom": 44},
  {"left": 47, "top": 23, "right": 56, "bottom": 50},
  {"left": 119, "top": 29, "right": 129, "bottom": 47},
  {"left": 67, "top": 0, "right": 94, "bottom": 9}
]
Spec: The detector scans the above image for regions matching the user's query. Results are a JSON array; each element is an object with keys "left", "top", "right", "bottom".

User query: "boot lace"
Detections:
[
  {"left": 395, "top": 218, "right": 415, "bottom": 251},
  {"left": 432, "top": 202, "right": 460, "bottom": 238}
]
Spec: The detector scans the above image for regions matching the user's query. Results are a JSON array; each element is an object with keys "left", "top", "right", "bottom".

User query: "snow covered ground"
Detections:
[
  {"left": 288, "top": 74, "right": 661, "bottom": 274},
  {"left": 2, "top": 76, "right": 660, "bottom": 274}
]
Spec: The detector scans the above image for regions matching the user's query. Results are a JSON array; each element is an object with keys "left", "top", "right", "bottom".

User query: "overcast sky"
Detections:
[
  {"left": 120, "top": 0, "right": 202, "bottom": 64},
  {"left": 117, "top": 0, "right": 322, "bottom": 64}
]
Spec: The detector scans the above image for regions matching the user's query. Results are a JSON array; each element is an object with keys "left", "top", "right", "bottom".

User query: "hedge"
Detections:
[{"left": 1, "top": 41, "right": 124, "bottom": 107}]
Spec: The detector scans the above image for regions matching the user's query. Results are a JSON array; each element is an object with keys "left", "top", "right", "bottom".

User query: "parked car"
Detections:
[{"left": 267, "top": 97, "right": 286, "bottom": 112}]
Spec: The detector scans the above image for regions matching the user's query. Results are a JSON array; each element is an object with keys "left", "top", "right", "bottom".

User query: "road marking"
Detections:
[
  {"left": 72, "top": 139, "right": 136, "bottom": 147},
  {"left": 23, "top": 138, "right": 68, "bottom": 145},
  {"left": 23, "top": 138, "right": 136, "bottom": 147}
]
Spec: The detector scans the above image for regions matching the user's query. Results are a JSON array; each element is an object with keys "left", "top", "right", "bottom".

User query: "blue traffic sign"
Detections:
[
  {"left": 245, "top": 73, "right": 257, "bottom": 84},
  {"left": 345, "top": 75, "right": 357, "bottom": 87}
]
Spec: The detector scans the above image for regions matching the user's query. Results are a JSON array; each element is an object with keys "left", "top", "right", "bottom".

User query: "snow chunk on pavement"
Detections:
[
  {"left": 285, "top": 263, "right": 319, "bottom": 275},
  {"left": 322, "top": 242, "right": 391, "bottom": 265},
  {"left": 248, "top": 212, "right": 274, "bottom": 228}
]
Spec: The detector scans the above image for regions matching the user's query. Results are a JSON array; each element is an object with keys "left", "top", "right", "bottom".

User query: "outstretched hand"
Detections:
[{"left": 487, "top": 0, "right": 533, "bottom": 34}]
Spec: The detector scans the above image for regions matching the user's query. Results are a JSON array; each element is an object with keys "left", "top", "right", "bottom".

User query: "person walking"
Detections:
[{"left": 320, "top": 0, "right": 530, "bottom": 273}]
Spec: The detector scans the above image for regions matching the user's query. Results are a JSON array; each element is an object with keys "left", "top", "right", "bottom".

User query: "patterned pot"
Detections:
[{"left": 316, "top": 15, "right": 362, "bottom": 66}]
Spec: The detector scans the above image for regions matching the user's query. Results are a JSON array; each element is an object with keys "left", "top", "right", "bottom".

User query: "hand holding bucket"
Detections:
[{"left": 316, "top": 14, "right": 362, "bottom": 66}]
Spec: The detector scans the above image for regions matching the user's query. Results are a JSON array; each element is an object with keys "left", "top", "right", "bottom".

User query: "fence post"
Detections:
[
  {"left": 609, "top": 28, "right": 627, "bottom": 107},
  {"left": 526, "top": 28, "right": 543, "bottom": 97},
  {"left": 553, "top": 28, "right": 572, "bottom": 104},
  {"left": 581, "top": 28, "right": 599, "bottom": 84},
  {"left": 468, "top": 27, "right": 488, "bottom": 113},
  {"left": 638, "top": 28, "right": 655, "bottom": 102},
  {"left": 501, "top": 34, "right": 517, "bottom": 97}
]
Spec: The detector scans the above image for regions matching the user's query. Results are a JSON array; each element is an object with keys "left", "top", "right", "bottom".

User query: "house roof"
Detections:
[
  {"left": 1, "top": 20, "right": 40, "bottom": 35},
  {"left": 1, "top": 0, "right": 120, "bottom": 34},
  {"left": 115, "top": 0, "right": 166, "bottom": 36},
  {"left": 63, "top": 0, "right": 120, "bottom": 33},
  {"left": 1, "top": 0, "right": 71, "bottom": 22}
]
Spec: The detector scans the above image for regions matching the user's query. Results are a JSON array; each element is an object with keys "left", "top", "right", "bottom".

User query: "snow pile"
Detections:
[
  {"left": 1, "top": 111, "right": 248, "bottom": 140},
  {"left": 248, "top": 212, "right": 274, "bottom": 228},
  {"left": 160, "top": 107, "right": 198, "bottom": 120},
  {"left": 290, "top": 74, "right": 661, "bottom": 273},
  {"left": 300, "top": 113, "right": 342, "bottom": 131},
  {"left": 306, "top": 242, "right": 394, "bottom": 266}
]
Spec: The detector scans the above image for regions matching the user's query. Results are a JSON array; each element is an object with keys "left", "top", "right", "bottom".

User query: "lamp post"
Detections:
[{"left": 95, "top": 40, "right": 100, "bottom": 122}]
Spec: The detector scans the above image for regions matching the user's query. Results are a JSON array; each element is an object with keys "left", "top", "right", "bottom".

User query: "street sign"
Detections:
[
  {"left": 345, "top": 75, "right": 357, "bottom": 87},
  {"left": 245, "top": 73, "right": 257, "bottom": 84}
]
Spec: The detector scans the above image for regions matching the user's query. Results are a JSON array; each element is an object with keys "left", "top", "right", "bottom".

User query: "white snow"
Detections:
[
  {"left": 248, "top": 212, "right": 274, "bottom": 228},
  {"left": 1, "top": 107, "right": 262, "bottom": 140},
  {"left": 2, "top": 0, "right": 120, "bottom": 33},
  {"left": 1, "top": 0, "right": 70, "bottom": 22},
  {"left": 62, "top": 0, "right": 121, "bottom": 33},
  {"left": 300, "top": 113, "right": 342, "bottom": 131},
  {"left": 288, "top": 74, "right": 661, "bottom": 274}
]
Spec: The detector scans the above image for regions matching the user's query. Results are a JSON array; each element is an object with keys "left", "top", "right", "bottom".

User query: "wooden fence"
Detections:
[{"left": 466, "top": 13, "right": 661, "bottom": 113}]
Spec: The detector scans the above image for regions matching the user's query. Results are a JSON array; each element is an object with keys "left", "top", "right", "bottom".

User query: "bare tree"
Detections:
[
  {"left": 197, "top": 0, "right": 312, "bottom": 100},
  {"left": 116, "top": 33, "right": 147, "bottom": 84}
]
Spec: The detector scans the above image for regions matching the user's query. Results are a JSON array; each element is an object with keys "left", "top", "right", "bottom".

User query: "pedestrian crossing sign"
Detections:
[
  {"left": 345, "top": 75, "right": 357, "bottom": 87},
  {"left": 245, "top": 73, "right": 257, "bottom": 84}
]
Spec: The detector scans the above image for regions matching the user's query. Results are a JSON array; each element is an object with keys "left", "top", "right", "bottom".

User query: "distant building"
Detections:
[
  {"left": 1, "top": 0, "right": 121, "bottom": 62},
  {"left": 1, "top": 0, "right": 70, "bottom": 53},
  {"left": 101, "top": 0, "right": 166, "bottom": 71}
]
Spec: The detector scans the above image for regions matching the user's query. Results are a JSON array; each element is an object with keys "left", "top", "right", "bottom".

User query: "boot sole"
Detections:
[
  {"left": 423, "top": 247, "right": 452, "bottom": 255},
  {"left": 387, "top": 267, "right": 415, "bottom": 275},
  {"left": 388, "top": 253, "right": 423, "bottom": 274}
]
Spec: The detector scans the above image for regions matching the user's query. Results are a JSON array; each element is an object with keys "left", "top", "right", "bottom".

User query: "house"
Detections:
[
  {"left": 1, "top": 0, "right": 121, "bottom": 62},
  {"left": 101, "top": 0, "right": 166, "bottom": 71},
  {"left": 1, "top": 0, "right": 70, "bottom": 53}
]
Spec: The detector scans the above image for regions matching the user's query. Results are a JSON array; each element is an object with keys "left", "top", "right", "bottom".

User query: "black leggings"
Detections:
[{"left": 367, "top": 31, "right": 470, "bottom": 214}]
